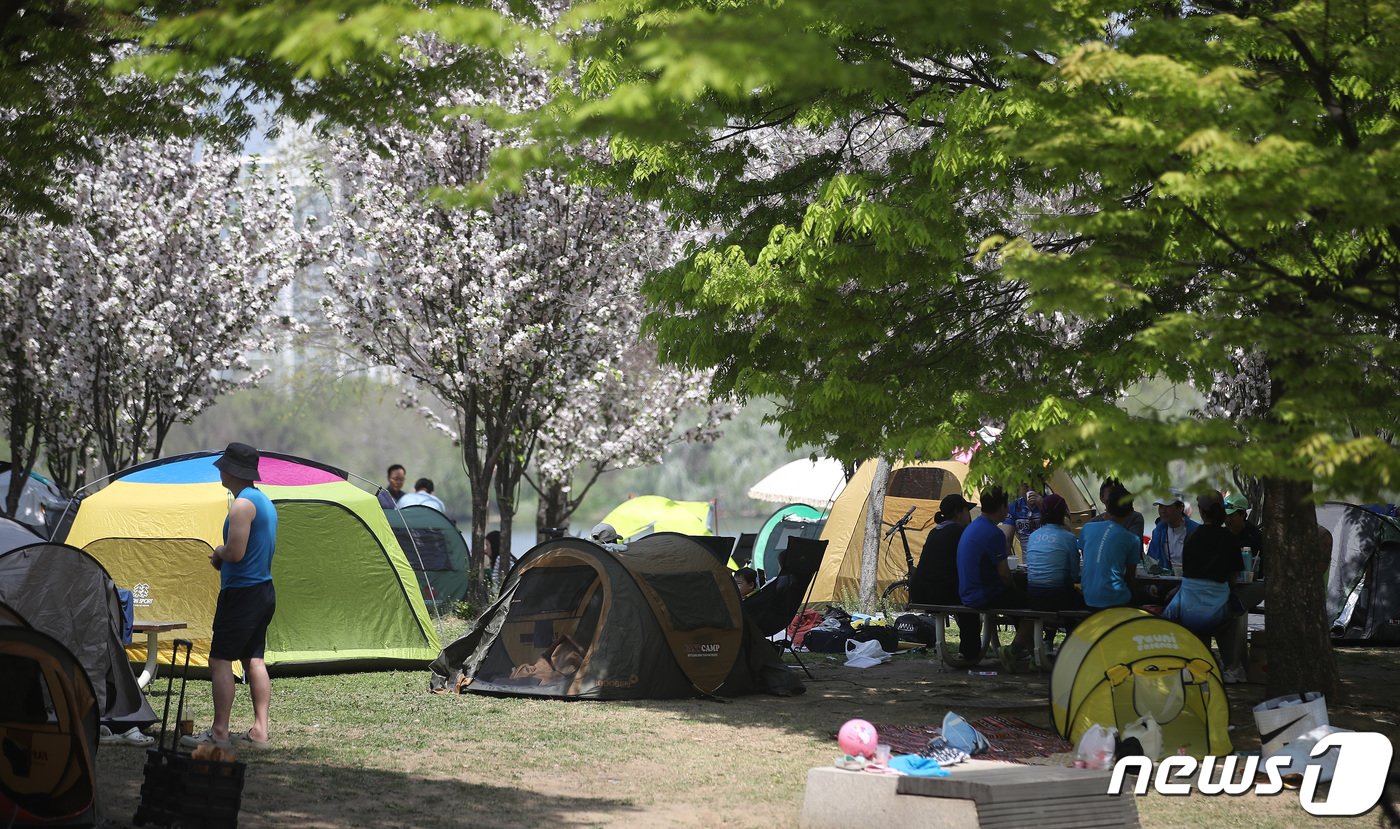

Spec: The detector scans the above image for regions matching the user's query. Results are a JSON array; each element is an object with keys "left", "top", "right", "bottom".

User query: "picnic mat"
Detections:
[{"left": 874, "top": 716, "right": 1074, "bottom": 763}]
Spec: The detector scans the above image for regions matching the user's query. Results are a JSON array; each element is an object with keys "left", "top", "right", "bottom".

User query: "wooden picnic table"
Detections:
[{"left": 131, "top": 620, "right": 188, "bottom": 689}]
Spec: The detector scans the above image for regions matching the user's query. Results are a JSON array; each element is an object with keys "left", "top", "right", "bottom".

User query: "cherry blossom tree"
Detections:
[
  {"left": 0, "top": 136, "right": 309, "bottom": 510},
  {"left": 528, "top": 343, "right": 731, "bottom": 542},
  {"left": 321, "top": 50, "right": 707, "bottom": 589}
]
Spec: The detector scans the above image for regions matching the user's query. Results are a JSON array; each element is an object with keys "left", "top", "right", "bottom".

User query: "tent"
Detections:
[
  {"left": 1319, "top": 501, "right": 1400, "bottom": 643},
  {"left": 747, "top": 457, "right": 846, "bottom": 509},
  {"left": 0, "top": 462, "right": 68, "bottom": 537},
  {"left": 0, "top": 515, "right": 42, "bottom": 554},
  {"left": 0, "top": 542, "right": 157, "bottom": 734},
  {"left": 1051, "top": 607, "right": 1231, "bottom": 759},
  {"left": 752, "top": 503, "right": 825, "bottom": 576},
  {"left": 57, "top": 451, "right": 440, "bottom": 673},
  {"left": 0, "top": 619, "right": 100, "bottom": 828},
  {"left": 430, "top": 533, "right": 801, "bottom": 699},
  {"left": 385, "top": 504, "right": 472, "bottom": 612},
  {"left": 808, "top": 459, "right": 1094, "bottom": 604},
  {"left": 599, "top": 495, "right": 715, "bottom": 541}
]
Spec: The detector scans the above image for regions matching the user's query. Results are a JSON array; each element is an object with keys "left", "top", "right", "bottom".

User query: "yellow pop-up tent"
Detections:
[{"left": 600, "top": 495, "right": 715, "bottom": 541}]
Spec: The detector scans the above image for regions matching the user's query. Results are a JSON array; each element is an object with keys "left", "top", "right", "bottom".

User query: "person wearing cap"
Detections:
[
  {"left": 184, "top": 442, "right": 278, "bottom": 750},
  {"left": 1079, "top": 483, "right": 1141, "bottom": 611},
  {"left": 910, "top": 492, "right": 982, "bottom": 663},
  {"left": 1146, "top": 492, "right": 1200, "bottom": 574},
  {"left": 1163, "top": 490, "right": 1247, "bottom": 679},
  {"left": 398, "top": 477, "right": 446, "bottom": 512}
]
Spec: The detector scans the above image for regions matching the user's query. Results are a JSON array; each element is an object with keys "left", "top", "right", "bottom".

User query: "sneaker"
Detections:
[
  {"left": 1221, "top": 665, "right": 1248, "bottom": 684},
  {"left": 998, "top": 644, "right": 1031, "bottom": 673},
  {"left": 921, "top": 737, "right": 971, "bottom": 766},
  {"left": 179, "top": 728, "right": 233, "bottom": 750}
]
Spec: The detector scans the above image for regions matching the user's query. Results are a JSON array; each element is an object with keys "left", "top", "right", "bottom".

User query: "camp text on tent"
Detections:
[{"left": 1106, "top": 732, "right": 1393, "bottom": 817}]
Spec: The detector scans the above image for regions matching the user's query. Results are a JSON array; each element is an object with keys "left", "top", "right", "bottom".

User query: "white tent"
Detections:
[{"left": 746, "top": 458, "right": 847, "bottom": 509}]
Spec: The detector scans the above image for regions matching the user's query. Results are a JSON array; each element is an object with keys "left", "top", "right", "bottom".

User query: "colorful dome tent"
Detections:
[
  {"left": 1051, "top": 608, "right": 1232, "bottom": 759},
  {"left": 0, "top": 543, "right": 156, "bottom": 734},
  {"left": 430, "top": 533, "right": 799, "bottom": 699},
  {"left": 599, "top": 495, "right": 716, "bottom": 541},
  {"left": 808, "top": 459, "right": 1095, "bottom": 604},
  {"left": 384, "top": 504, "right": 472, "bottom": 612},
  {"left": 57, "top": 452, "right": 440, "bottom": 673},
  {"left": 753, "top": 503, "right": 825, "bottom": 576}
]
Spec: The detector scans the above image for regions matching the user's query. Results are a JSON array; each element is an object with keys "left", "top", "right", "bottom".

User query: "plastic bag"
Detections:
[
  {"left": 844, "top": 638, "right": 892, "bottom": 669},
  {"left": 1121, "top": 714, "right": 1164, "bottom": 761},
  {"left": 1075, "top": 724, "right": 1118, "bottom": 770}
]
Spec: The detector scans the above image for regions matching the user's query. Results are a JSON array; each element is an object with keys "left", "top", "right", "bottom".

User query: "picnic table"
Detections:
[{"left": 132, "top": 620, "right": 188, "bottom": 689}]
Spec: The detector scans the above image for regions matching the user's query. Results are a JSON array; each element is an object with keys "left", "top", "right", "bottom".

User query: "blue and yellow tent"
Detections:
[{"left": 59, "top": 452, "right": 439, "bottom": 673}]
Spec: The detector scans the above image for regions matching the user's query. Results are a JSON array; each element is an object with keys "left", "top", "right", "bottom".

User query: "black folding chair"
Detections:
[
  {"left": 731, "top": 533, "right": 758, "bottom": 569},
  {"left": 744, "top": 536, "right": 828, "bottom": 679}
]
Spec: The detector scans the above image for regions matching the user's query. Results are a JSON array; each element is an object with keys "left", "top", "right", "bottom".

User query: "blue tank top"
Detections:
[{"left": 221, "top": 486, "right": 277, "bottom": 589}]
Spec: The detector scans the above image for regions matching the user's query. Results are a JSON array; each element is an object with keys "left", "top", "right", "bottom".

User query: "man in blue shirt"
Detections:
[
  {"left": 1146, "top": 492, "right": 1199, "bottom": 574},
  {"left": 1080, "top": 483, "right": 1140, "bottom": 610},
  {"left": 957, "top": 486, "right": 1035, "bottom": 666},
  {"left": 185, "top": 442, "right": 278, "bottom": 750}
]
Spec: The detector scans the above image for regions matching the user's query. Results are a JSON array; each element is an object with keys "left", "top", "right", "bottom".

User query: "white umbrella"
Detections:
[{"left": 746, "top": 457, "right": 847, "bottom": 509}]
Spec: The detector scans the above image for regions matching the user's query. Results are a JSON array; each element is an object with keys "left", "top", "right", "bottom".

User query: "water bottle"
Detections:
[{"left": 1240, "top": 547, "right": 1253, "bottom": 581}]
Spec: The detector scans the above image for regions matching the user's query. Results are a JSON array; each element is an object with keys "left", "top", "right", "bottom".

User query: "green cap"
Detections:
[{"left": 1223, "top": 493, "right": 1250, "bottom": 516}]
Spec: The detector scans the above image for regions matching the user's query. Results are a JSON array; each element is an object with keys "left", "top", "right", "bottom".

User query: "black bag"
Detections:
[
  {"left": 894, "top": 613, "right": 938, "bottom": 646},
  {"left": 804, "top": 624, "right": 855, "bottom": 653}
]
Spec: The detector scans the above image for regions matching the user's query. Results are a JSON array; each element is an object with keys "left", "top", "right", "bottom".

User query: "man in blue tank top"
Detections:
[{"left": 184, "top": 442, "right": 277, "bottom": 750}]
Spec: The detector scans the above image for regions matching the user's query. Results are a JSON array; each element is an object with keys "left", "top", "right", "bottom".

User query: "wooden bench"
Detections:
[{"left": 906, "top": 604, "right": 1091, "bottom": 670}]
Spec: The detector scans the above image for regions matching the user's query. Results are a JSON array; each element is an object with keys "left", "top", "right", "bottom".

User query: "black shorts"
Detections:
[{"left": 211, "top": 581, "right": 276, "bottom": 662}]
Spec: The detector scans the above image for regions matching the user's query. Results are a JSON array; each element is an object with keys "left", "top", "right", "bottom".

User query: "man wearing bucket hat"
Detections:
[{"left": 183, "top": 442, "right": 278, "bottom": 750}]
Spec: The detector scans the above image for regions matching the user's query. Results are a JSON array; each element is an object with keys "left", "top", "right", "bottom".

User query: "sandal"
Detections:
[
  {"left": 232, "top": 730, "right": 271, "bottom": 749},
  {"left": 99, "top": 725, "right": 156, "bottom": 747},
  {"left": 179, "top": 728, "right": 233, "bottom": 750},
  {"left": 921, "top": 737, "right": 970, "bottom": 767}
]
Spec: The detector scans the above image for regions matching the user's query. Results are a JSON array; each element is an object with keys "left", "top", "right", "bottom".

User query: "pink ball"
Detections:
[{"left": 837, "top": 718, "right": 879, "bottom": 758}]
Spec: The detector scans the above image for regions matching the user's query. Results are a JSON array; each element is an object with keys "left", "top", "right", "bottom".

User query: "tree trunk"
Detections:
[
  {"left": 1261, "top": 476, "right": 1339, "bottom": 700},
  {"left": 536, "top": 479, "right": 572, "bottom": 543},
  {"left": 859, "top": 457, "right": 890, "bottom": 613},
  {"left": 466, "top": 481, "right": 492, "bottom": 607}
]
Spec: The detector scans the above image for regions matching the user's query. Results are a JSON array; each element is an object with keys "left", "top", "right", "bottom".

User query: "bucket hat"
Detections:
[{"left": 213, "top": 442, "right": 261, "bottom": 481}]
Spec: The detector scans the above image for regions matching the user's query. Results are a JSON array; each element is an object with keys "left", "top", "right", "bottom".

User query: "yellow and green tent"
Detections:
[
  {"left": 600, "top": 495, "right": 715, "bottom": 541},
  {"left": 59, "top": 452, "right": 439, "bottom": 673}
]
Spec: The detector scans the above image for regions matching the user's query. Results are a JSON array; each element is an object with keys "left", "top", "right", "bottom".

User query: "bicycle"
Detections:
[{"left": 879, "top": 507, "right": 989, "bottom": 669}]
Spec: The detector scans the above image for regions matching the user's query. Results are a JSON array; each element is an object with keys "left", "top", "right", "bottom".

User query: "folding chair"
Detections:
[
  {"left": 732, "top": 533, "right": 758, "bottom": 569},
  {"left": 744, "top": 537, "right": 828, "bottom": 679}
]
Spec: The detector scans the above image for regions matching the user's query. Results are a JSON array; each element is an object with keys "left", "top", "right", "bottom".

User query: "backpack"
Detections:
[{"left": 894, "top": 613, "right": 937, "bottom": 646}]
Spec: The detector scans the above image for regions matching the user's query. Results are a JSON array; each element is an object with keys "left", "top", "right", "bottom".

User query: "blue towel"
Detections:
[
  {"left": 889, "top": 755, "right": 952, "bottom": 777},
  {"left": 115, "top": 587, "right": 134, "bottom": 644}
]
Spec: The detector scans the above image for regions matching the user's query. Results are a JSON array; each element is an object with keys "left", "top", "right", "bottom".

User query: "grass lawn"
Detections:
[{"left": 94, "top": 619, "right": 1400, "bottom": 828}]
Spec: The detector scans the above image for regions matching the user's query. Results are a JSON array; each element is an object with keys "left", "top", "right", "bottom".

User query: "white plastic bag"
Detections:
[
  {"left": 844, "top": 638, "right": 892, "bottom": 669},
  {"left": 1075, "top": 724, "right": 1118, "bottom": 770},
  {"left": 1121, "top": 714, "right": 1164, "bottom": 761},
  {"left": 1270, "top": 724, "right": 1349, "bottom": 784}
]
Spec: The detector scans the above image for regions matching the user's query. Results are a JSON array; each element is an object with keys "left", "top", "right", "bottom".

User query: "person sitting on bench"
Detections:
[
  {"left": 957, "top": 485, "right": 1035, "bottom": 668},
  {"left": 909, "top": 493, "right": 981, "bottom": 663},
  {"left": 1025, "top": 493, "right": 1084, "bottom": 644}
]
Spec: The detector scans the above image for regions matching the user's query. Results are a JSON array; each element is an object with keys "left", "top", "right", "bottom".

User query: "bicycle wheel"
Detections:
[{"left": 880, "top": 579, "right": 909, "bottom": 610}]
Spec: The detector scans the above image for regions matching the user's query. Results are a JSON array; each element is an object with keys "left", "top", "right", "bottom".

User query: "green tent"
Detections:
[
  {"left": 58, "top": 452, "right": 440, "bottom": 673},
  {"left": 385, "top": 504, "right": 472, "bottom": 612},
  {"left": 753, "top": 503, "right": 825, "bottom": 576}
]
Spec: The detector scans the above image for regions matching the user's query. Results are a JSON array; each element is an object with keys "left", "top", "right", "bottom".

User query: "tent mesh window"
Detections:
[
  {"left": 392, "top": 527, "right": 452, "bottom": 571},
  {"left": 888, "top": 468, "right": 950, "bottom": 500},
  {"left": 634, "top": 572, "right": 732, "bottom": 631}
]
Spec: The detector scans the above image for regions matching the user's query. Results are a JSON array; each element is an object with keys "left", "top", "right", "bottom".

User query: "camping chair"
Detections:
[
  {"left": 732, "top": 533, "right": 758, "bottom": 569},
  {"left": 745, "top": 537, "right": 828, "bottom": 679}
]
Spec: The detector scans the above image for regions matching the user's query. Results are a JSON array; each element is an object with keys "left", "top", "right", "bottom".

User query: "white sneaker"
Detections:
[{"left": 1222, "top": 666, "right": 1248, "bottom": 684}]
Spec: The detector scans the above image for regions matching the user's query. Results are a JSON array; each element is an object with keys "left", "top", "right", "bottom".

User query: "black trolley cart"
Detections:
[{"left": 133, "top": 639, "right": 246, "bottom": 828}]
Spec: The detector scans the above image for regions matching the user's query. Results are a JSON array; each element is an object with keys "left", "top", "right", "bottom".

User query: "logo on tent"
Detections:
[
  {"left": 131, "top": 582, "right": 153, "bottom": 607},
  {"left": 1131, "top": 633, "right": 1178, "bottom": 652},
  {"left": 685, "top": 643, "right": 721, "bottom": 658}
]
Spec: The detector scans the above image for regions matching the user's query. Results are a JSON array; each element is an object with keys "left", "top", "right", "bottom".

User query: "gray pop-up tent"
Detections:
[
  {"left": 431, "top": 533, "right": 802, "bottom": 699},
  {"left": 0, "top": 516, "right": 41, "bottom": 554},
  {"left": 1319, "top": 501, "right": 1400, "bottom": 643},
  {"left": 0, "top": 542, "right": 156, "bottom": 732}
]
